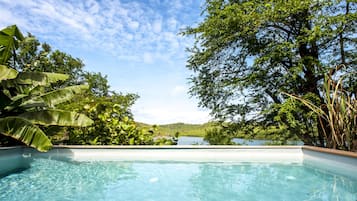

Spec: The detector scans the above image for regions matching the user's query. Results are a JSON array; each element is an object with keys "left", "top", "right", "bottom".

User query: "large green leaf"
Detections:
[
  {"left": 0, "top": 90, "right": 12, "bottom": 111},
  {"left": 20, "top": 109, "right": 93, "bottom": 127},
  {"left": 0, "top": 25, "right": 24, "bottom": 64},
  {"left": 20, "top": 85, "right": 89, "bottom": 108},
  {"left": 0, "top": 35, "right": 14, "bottom": 65},
  {"left": 2, "top": 83, "right": 45, "bottom": 99},
  {"left": 14, "top": 72, "right": 69, "bottom": 85},
  {"left": 0, "top": 25, "right": 24, "bottom": 41},
  {"left": 0, "top": 117, "right": 52, "bottom": 152},
  {"left": 1, "top": 72, "right": 69, "bottom": 89},
  {"left": 0, "top": 65, "right": 18, "bottom": 81}
]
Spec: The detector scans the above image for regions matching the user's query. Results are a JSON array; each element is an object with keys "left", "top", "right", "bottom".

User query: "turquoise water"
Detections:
[{"left": 0, "top": 158, "right": 356, "bottom": 201}]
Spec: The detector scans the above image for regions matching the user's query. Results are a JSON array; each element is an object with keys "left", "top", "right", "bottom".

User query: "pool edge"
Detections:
[
  {"left": 302, "top": 145, "right": 357, "bottom": 158},
  {"left": 1, "top": 145, "right": 356, "bottom": 179},
  {"left": 52, "top": 145, "right": 303, "bottom": 149}
]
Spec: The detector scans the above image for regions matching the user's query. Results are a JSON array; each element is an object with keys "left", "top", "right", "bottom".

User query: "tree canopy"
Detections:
[{"left": 183, "top": 0, "right": 356, "bottom": 147}]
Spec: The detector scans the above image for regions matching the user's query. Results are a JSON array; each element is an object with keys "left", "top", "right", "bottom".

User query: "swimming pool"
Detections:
[{"left": 0, "top": 146, "right": 356, "bottom": 201}]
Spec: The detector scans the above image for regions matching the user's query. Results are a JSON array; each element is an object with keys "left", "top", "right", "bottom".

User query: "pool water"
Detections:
[{"left": 0, "top": 158, "right": 356, "bottom": 201}]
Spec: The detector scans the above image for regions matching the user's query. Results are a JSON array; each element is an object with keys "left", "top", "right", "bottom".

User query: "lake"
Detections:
[{"left": 177, "top": 136, "right": 303, "bottom": 145}]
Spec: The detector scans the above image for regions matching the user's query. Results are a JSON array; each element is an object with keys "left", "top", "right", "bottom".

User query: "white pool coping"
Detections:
[
  {"left": 1, "top": 146, "right": 356, "bottom": 179},
  {"left": 33, "top": 146, "right": 303, "bottom": 163}
]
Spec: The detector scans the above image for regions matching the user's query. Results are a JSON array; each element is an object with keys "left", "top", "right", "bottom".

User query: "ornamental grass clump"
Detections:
[{"left": 285, "top": 65, "right": 356, "bottom": 151}]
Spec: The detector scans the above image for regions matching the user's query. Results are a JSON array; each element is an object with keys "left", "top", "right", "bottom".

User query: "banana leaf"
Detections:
[
  {"left": 0, "top": 117, "right": 52, "bottom": 152},
  {"left": 0, "top": 35, "right": 14, "bottom": 64},
  {"left": 20, "top": 85, "right": 89, "bottom": 108},
  {"left": 20, "top": 109, "right": 93, "bottom": 127},
  {"left": 0, "top": 25, "right": 24, "bottom": 41},
  {"left": 2, "top": 84, "right": 45, "bottom": 99},
  {"left": 0, "top": 65, "right": 18, "bottom": 81},
  {"left": 14, "top": 72, "right": 69, "bottom": 85},
  {"left": 0, "top": 25, "right": 24, "bottom": 64}
]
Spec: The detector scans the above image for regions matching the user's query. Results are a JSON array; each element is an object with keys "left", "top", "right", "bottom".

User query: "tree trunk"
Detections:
[{"left": 297, "top": 11, "right": 329, "bottom": 147}]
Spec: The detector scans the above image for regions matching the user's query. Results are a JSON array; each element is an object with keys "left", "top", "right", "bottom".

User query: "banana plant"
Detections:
[
  {"left": 0, "top": 65, "right": 93, "bottom": 151},
  {"left": 0, "top": 25, "right": 93, "bottom": 151}
]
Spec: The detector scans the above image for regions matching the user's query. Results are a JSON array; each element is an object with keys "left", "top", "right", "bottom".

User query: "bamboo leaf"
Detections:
[
  {"left": 20, "top": 109, "right": 93, "bottom": 127},
  {"left": 0, "top": 117, "right": 52, "bottom": 152}
]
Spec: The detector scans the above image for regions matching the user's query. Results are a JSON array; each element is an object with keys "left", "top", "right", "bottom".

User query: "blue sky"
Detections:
[{"left": 0, "top": 0, "right": 212, "bottom": 124}]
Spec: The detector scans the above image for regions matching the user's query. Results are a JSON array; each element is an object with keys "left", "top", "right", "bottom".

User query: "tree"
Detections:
[
  {"left": 6, "top": 25, "right": 174, "bottom": 146},
  {"left": 183, "top": 0, "right": 356, "bottom": 147},
  {"left": 0, "top": 25, "right": 93, "bottom": 151},
  {"left": 13, "top": 34, "right": 115, "bottom": 98},
  {"left": 15, "top": 35, "right": 85, "bottom": 87},
  {"left": 84, "top": 72, "right": 110, "bottom": 97}
]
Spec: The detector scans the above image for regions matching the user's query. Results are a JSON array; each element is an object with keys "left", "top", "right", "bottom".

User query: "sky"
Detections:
[{"left": 0, "top": 0, "right": 212, "bottom": 124}]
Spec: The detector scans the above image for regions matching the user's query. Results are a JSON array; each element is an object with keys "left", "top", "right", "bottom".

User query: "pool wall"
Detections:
[
  {"left": 302, "top": 146, "right": 357, "bottom": 178},
  {"left": 0, "top": 146, "right": 356, "bottom": 178},
  {"left": 0, "top": 147, "right": 30, "bottom": 176}
]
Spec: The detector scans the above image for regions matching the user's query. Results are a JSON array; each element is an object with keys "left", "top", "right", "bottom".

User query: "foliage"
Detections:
[
  {"left": 137, "top": 122, "right": 216, "bottom": 137},
  {"left": 61, "top": 93, "right": 178, "bottom": 145},
  {"left": 285, "top": 65, "right": 356, "bottom": 151},
  {"left": 149, "top": 125, "right": 179, "bottom": 145},
  {"left": 153, "top": 136, "right": 178, "bottom": 145},
  {"left": 54, "top": 73, "right": 162, "bottom": 145},
  {"left": 139, "top": 121, "right": 299, "bottom": 145},
  {"left": 204, "top": 127, "right": 236, "bottom": 145},
  {"left": 0, "top": 65, "right": 17, "bottom": 80},
  {"left": 3, "top": 25, "right": 170, "bottom": 146},
  {"left": 15, "top": 35, "right": 84, "bottom": 87},
  {"left": 0, "top": 25, "right": 93, "bottom": 151},
  {"left": 183, "top": 0, "right": 356, "bottom": 148},
  {"left": 0, "top": 25, "right": 24, "bottom": 65},
  {"left": 0, "top": 117, "right": 52, "bottom": 151},
  {"left": 84, "top": 72, "right": 110, "bottom": 97},
  {"left": 272, "top": 93, "right": 320, "bottom": 145},
  {"left": 203, "top": 120, "right": 300, "bottom": 145},
  {"left": 0, "top": 65, "right": 92, "bottom": 151},
  {"left": 60, "top": 94, "right": 149, "bottom": 145}
]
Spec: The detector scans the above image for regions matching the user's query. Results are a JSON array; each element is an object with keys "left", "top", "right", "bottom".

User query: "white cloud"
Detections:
[
  {"left": 125, "top": 33, "right": 134, "bottom": 41},
  {"left": 0, "top": 7, "right": 29, "bottom": 29},
  {"left": 152, "top": 19, "right": 162, "bottom": 33},
  {"left": 85, "top": 0, "right": 100, "bottom": 14},
  {"left": 143, "top": 52, "right": 154, "bottom": 63},
  {"left": 0, "top": 0, "right": 200, "bottom": 65},
  {"left": 0, "top": 0, "right": 206, "bottom": 124},
  {"left": 171, "top": 85, "right": 186, "bottom": 96},
  {"left": 167, "top": 17, "right": 178, "bottom": 30},
  {"left": 128, "top": 20, "right": 139, "bottom": 30},
  {"left": 132, "top": 105, "right": 211, "bottom": 124}
]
